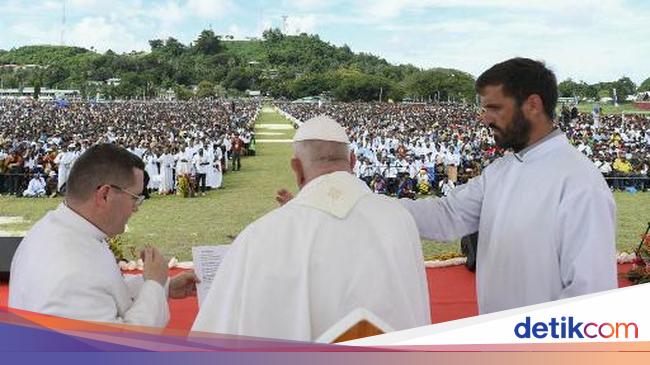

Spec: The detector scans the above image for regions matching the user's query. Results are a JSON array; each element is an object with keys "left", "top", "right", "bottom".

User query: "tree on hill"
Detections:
[
  {"left": 196, "top": 80, "right": 216, "bottom": 98},
  {"left": 404, "top": 68, "right": 475, "bottom": 102},
  {"left": 262, "top": 28, "right": 284, "bottom": 43},
  {"left": 162, "top": 38, "right": 187, "bottom": 57},
  {"left": 612, "top": 77, "right": 636, "bottom": 101},
  {"left": 149, "top": 39, "right": 164, "bottom": 51},
  {"left": 194, "top": 30, "right": 223, "bottom": 55},
  {"left": 558, "top": 78, "right": 581, "bottom": 97},
  {"left": 639, "top": 77, "right": 650, "bottom": 93},
  {"left": 0, "top": 30, "right": 495, "bottom": 103}
]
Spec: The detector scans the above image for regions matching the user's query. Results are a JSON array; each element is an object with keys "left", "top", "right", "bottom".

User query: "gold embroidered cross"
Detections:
[{"left": 328, "top": 188, "right": 343, "bottom": 201}]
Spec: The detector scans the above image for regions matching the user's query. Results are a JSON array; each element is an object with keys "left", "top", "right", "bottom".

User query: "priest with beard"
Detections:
[{"left": 399, "top": 57, "right": 617, "bottom": 314}]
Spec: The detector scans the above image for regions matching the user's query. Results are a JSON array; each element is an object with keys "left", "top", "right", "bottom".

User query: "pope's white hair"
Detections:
[{"left": 293, "top": 140, "right": 350, "bottom": 170}]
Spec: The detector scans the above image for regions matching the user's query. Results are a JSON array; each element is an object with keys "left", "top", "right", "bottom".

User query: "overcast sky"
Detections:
[{"left": 1, "top": 0, "right": 649, "bottom": 84}]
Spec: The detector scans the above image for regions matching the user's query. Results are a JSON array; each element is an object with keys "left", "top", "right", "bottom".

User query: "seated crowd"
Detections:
[
  {"left": 277, "top": 101, "right": 650, "bottom": 196},
  {"left": 0, "top": 99, "right": 260, "bottom": 197}
]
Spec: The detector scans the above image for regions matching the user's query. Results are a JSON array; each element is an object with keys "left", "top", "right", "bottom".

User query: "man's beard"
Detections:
[{"left": 491, "top": 108, "right": 531, "bottom": 153}]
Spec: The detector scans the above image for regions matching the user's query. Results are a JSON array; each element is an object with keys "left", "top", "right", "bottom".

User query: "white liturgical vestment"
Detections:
[
  {"left": 400, "top": 131, "right": 617, "bottom": 314},
  {"left": 192, "top": 171, "right": 430, "bottom": 340},
  {"left": 9, "top": 204, "right": 170, "bottom": 327},
  {"left": 54, "top": 151, "right": 77, "bottom": 191}
]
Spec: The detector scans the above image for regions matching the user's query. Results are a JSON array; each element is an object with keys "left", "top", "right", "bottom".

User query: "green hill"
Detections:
[
  {"left": 0, "top": 29, "right": 473, "bottom": 101},
  {"left": 0, "top": 45, "right": 93, "bottom": 65}
]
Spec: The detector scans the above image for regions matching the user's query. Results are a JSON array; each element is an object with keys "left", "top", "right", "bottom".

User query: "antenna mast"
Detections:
[
  {"left": 282, "top": 15, "right": 288, "bottom": 34},
  {"left": 60, "top": 0, "right": 66, "bottom": 45}
]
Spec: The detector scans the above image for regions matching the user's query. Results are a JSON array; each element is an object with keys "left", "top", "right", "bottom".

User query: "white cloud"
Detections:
[
  {"left": 150, "top": 0, "right": 186, "bottom": 27},
  {"left": 186, "top": 0, "right": 235, "bottom": 19},
  {"left": 7, "top": 20, "right": 55, "bottom": 46},
  {"left": 1, "top": 0, "right": 648, "bottom": 83},
  {"left": 252, "top": 13, "right": 318, "bottom": 36},
  {"left": 66, "top": 16, "right": 147, "bottom": 52},
  {"left": 254, "top": 16, "right": 275, "bottom": 37},
  {"left": 226, "top": 24, "right": 243, "bottom": 39},
  {"left": 284, "top": 14, "right": 317, "bottom": 35},
  {"left": 284, "top": 0, "right": 332, "bottom": 11},
  {"left": 341, "top": 0, "right": 650, "bottom": 83}
]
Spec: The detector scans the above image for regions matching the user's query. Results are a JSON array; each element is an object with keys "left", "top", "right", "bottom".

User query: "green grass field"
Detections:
[
  {"left": 1, "top": 107, "right": 648, "bottom": 261},
  {"left": 573, "top": 102, "right": 650, "bottom": 115}
]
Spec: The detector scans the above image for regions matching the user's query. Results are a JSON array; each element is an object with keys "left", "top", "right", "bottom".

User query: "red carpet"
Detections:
[{"left": 0, "top": 264, "right": 635, "bottom": 330}]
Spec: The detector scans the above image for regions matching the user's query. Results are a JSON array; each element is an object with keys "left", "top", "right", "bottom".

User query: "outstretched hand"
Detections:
[
  {"left": 169, "top": 271, "right": 200, "bottom": 299},
  {"left": 275, "top": 188, "right": 294, "bottom": 206}
]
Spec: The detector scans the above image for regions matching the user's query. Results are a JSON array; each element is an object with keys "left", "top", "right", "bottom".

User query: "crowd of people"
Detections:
[
  {"left": 7, "top": 57, "right": 622, "bottom": 342},
  {"left": 2, "top": 98, "right": 648, "bottom": 199},
  {"left": 277, "top": 101, "right": 650, "bottom": 196},
  {"left": 560, "top": 105, "right": 649, "bottom": 191},
  {"left": 0, "top": 99, "right": 260, "bottom": 197}
]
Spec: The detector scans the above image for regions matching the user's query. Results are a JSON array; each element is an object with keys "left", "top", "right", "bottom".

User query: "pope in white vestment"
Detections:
[
  {"left": 9, "top": 204, "right": 170, "bottom": 326},
  {"left": 192, "top": 116, "right": 430, "bottom": 341}
]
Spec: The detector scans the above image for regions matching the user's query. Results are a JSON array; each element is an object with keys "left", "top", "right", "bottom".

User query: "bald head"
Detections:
[
  {"left": 293, "top": 140, "right": 350, "bottom": 169},
  {"left": 291, "top": 140, "right": 354, "bottom": 188}
]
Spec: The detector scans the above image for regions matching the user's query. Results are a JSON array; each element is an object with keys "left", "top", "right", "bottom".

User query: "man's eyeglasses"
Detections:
[{"left": 107, "top": 184, "right": 145, "bottom": 206}]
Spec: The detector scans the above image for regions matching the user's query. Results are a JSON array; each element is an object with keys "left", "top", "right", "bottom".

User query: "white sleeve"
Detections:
[
  {"left": 119, "top": 279, "right": 170, "bottom": 327},
  {"left": 47, "top": 272, "right": 170, "bottom": 328},
  {"left": 556, "top": 184, "right": 618, "bottom": 299},
  {"left": 399, "top": 174, "right": 484, "bottom": 241},
  {"left": 123, "top": 274, "right": 145, "bottom": 298}
]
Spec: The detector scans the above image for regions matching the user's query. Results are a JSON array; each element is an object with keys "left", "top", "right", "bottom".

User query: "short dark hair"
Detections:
[
  {"left": 67, "top": 143, "right": 144, "bottom": 201},
  {"left": 476, "top": 57, "right": 558, "bottom": 119}
]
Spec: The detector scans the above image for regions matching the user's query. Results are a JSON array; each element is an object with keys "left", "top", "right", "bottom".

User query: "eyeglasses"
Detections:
[{"left": 108, "top": 184, "right": 145, "bottom": 206}]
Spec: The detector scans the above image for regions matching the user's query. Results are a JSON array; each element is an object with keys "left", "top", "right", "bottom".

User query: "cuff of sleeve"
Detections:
[{"left": 143, "top": 277, "right": 170, "bottom": 298}]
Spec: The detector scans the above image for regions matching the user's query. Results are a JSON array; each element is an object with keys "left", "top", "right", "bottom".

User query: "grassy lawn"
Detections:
[
  {"left": 1, "top": 106, "right": 648, "bottom": 261},
  {"left": 573, "top": 102, "right": 650, "bottom": 115}
]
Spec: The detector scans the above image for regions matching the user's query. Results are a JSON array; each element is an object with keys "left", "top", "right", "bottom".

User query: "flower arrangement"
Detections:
[
  {"left": 424, "top": 252, "right": 465, "bottom": 262},
  {"left": 108, "top": 234, "right": 136, "bottom": 262},
  {"left": 177, "top": 173, "right": 195, "bottom": 198},
  {"left": 418, "top": 181, "right": 431, "bottom": 195},
  {"left": 626, "top": 223, "right": 650, "bottom": 285}
]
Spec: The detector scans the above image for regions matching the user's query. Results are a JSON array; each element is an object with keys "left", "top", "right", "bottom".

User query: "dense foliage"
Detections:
[
  {"left": 558, "top": 76, "right": 639, "bottom": 101},
  {"left": 1, "top": 28, "right": 645, "bottom": 102},
  {"left": 0, "top": 29, "right": 474, "bottom": 101}
]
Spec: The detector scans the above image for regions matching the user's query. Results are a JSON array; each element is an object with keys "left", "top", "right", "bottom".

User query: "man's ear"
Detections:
[
  {"left": 291, "top": 157, "right": 306, "bottom": 189},
  {"left": 524, "top": 94, "right": 545, "bottom": 119},
  {"left": 349, "top": 151, "right": 356, "bottom": 171},
  {"left": 93, "top": 184, "right": 110, "bottom": 207}
]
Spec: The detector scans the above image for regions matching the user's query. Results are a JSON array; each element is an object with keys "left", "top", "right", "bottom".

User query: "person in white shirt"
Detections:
[
  {"left": 143, "top": 150, "right": 160, "bottom": 191},
  {"left": 400, "top": 58, "right": 617, "bottom": 314},
  {"left": 54, "top": 144, "right": 78, "bottom": 192},
  {"left": 22, "top": 173, "right": 47, "bottom": 197},
  {"left": 222, "top": 136, "right": 232, "bottom": 171},
  {"left": 438, "top": 177, "right": 455, "bottom": 197},
  {"left": 158, "top": 150, "right": 175, "bottom": 195},
  {"left": 193, "top": 148, "right": 210, "bottom": 195},
  {"left": 443, "top": 150, "right": 458, "bottom": 183},
  {"left": 206, "top": 144, "right": 223, "bottom": 189},
  {"left": 192, "top": 116, "right": 430, "bottom": 341},
  {"left": 175, "top": 144, "right": 192, "bottom": 177},
  {"left": 10, "top": 144, "right": 198, "bottom": 326},
  {"left": 600, "top": 160, "right": 613, "bottom": 175}
]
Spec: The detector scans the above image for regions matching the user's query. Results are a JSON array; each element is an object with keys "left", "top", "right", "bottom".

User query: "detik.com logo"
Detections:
[{"left": 514, "top": 317, "right": 638, "bottom": 339}]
